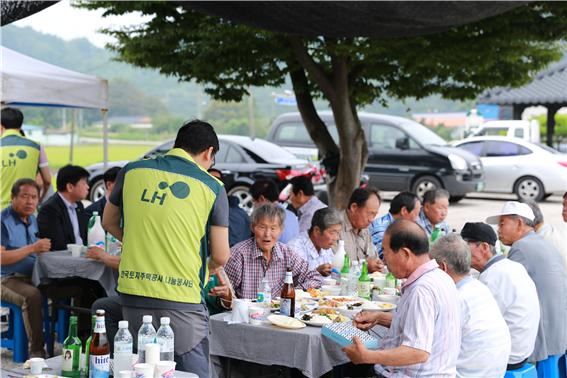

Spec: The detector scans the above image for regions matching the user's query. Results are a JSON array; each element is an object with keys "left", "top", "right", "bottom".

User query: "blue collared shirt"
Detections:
[
  {"left": 369, "top": 213, "right": 395, "bottom": 259},
  {"left": 417, "top": 209, "right": 449, "bottom": 237},
  {"left": 1, "top": 207, "right": 39, "bottom": 277},
  {"left": 58, "top": 192, "right": 83, "bottom": 245},
  {"left": 277, "top": 203, "right": 300, "bottom": 244}
]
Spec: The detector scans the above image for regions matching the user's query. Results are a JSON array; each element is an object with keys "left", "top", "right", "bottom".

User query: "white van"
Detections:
[{"left": 470, "top": 120, "right": 541, "bottom": 143}]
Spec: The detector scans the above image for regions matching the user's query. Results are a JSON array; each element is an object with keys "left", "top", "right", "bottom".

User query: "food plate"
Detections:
[
  {"left": 297, "top": 313, "right": 334, "bottom": 327},
  {"left": 361, "top": 301, "right": 397, "bottom": 312},
  {"left": 267, "top": 314, "right": 306, "bottom": 329}
]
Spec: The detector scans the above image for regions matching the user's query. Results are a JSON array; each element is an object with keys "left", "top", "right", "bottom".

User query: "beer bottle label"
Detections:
[
  {"left": 280, "top": 298, "right": 292, "bottom": 316},
  {"left": 89, "top": 354, "right": 110, "bottom": 378}
]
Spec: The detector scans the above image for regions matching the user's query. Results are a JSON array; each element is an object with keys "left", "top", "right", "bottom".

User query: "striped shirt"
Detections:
[
  {"left": 456, "top": 276, "right": 510, "bottom": 378},
  {"left": 369, "top": 213, "right": 395, "bottom": 259},
  {"left": 297, "top": 196, "right": 327, "bottom": 233},
  {"left": 225, "top": 238, "right": 323, "bottom": 299},
  {"left": 287, "top": 232, "right": 334, "bottom": 271},
  {"left": 375, "top": 259, "right": 461, "bottom": 377},
  {"left": 416, "top": 209, "right": 449, "bottom": 237}
]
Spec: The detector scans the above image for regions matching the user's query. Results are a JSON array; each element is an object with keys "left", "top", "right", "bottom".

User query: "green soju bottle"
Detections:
[
  {"left": 430, "top": 226, "right": 442, "bottom": 243},
  {"left": 357, "top": 260, "right": 372, "bottom": 300},
  {"left": 83, "top": 315, "right": 96, "bottom": 377},
  {"left": 61, "top": 316, "right": 82, "bottom": 378},
  {"left": 386, "top": 271, "right": 397, "bottom": 289}
]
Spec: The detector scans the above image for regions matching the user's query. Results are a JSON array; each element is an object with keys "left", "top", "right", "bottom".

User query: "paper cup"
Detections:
[
  {"left": 248, "top": 306, "right": 266, "bottom": 325},
  {"left": 144, "top": 343, "right": 160, "bottom": 366},
  {"left": 30, "top": 357, "right": 45, "bottom": 375},
  {"left": 232, "top": 298, "right": 250, "bottom": 323},
  {"left": 373, "top": 277, "right": 386, "bottom": 289},
  {"left": 67, "top": 243, "right": 83, "bottom": 257},
  {"left": 134, "top": 363, "right": 154, "bottom": 378},
  {"left": 154, "top": 361, "right": 176, "bottom": 378}
]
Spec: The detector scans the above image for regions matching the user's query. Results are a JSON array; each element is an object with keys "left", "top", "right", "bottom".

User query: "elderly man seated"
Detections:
[
  {"left": 430, "top": 234, "right": 510, "bottom": 378},
  {"left": 336, "top": 187, "right": 384, "bottom": 273},
  {"left": 343, "top": 220, "right": 460, "bottom": 377},
  {"left": 225, "top": 203, "right": 322, "bottom": 299},
  {"left": 417, "top": 189, "right": 450, "bottom": 238},
  {"left": 370, "top": 191, "right": 421, "bottom": 259},
  {"left": 1, "top": 178, "right": 51, "bottom": 358},
  {"left": 288, "top": 207, "right": 342, "bottom": 276}
]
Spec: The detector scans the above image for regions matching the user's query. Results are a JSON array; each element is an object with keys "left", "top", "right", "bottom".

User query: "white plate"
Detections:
[
  {"left": 267, "top": 314, "right": 306, "bottom": 329},
  {"left": 361, "top": 301, "right": 397, "bottom": 312},
  {"left": 297, "top": 314, "right": 334, "bottom": 327}
]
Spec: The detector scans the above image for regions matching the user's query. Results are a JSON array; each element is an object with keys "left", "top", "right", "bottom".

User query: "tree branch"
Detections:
[{"left": 288, "top": 36, "right": 336, "bottom": 102}]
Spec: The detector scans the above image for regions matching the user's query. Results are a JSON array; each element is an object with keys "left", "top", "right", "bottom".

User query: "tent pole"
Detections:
[
  {"left": 102, "top": 109, "right": 109, "bottom": 169},
  {"left": 69, "top": 109, "right": 76, "bottom": 164}
]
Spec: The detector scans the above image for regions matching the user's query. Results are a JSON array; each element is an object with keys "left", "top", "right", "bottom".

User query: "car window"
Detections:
[
  {"left": 369, "top": 124, "right": 418, "bottom": 150},
  {"left": 275, "top": 122, "right": 338, "bottom": 145},
  {"left": 144, "top": 140, "right": 174, "bottom": 158},
  {"left": 215, "top": 141, "right": 229, "bottom": 163},
  {"left": 400, "top": 120, "right": 447, "bottom": 146},
  {"left": 225, "top": 146, "right": 246, "bottom": 163},
  {"left": 484, "top": 141, "right": 531, "bottom": 157},
  {"left": 482, "top": 128, "right": 508, "bottom": 137},
  {"left": 457, "top": 141, "right": 484, "bottom": 156},
  {"left": 514, "top": 128, "right": 524, "bottom": 138}
]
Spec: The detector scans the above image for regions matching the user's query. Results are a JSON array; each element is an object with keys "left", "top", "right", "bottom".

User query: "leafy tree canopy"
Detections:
[{"left": 79, "top": 1, "right": 567, "bottom": 206}]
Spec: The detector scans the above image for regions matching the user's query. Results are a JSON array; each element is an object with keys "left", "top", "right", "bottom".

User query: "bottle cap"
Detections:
[
  {"left": 143, "top": 315, "right": 153, "bottom": 323},
  {"left": 93, "top": 211, "right": 99, "bottom": 216},
  {"left": 338, "top": 240, "right": 345, "bottom": 246},
  {"left": 69, "top": 315, "right": 78, "bottom": 323},
  {"left": 160, "top": 317, "right": 170, "bottom": 325},
  {"left": 118, "top": 320, "right": 129, "bottom": 329}
]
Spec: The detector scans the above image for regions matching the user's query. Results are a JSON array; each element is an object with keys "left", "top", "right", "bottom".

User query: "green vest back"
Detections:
[
  {"left": 0, "top": 130, "right": 41, "bottom": 208},
  {"left": 118, "top": 148, "right": 222, "bottom": 304}
]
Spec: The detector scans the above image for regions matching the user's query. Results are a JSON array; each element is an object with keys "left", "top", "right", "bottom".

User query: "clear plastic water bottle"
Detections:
[
  {"left": 137, "top": 315, "right": 156, "bottom": 363},
  {"left": 87, "top": 211, "right": 106, "bottom": 249},
  {"left": 257, "top": 277, "right": 272, "bottom": 304},
  {"left": 348, "top": 260, "right": 360, "bottom": 296},
  {"left": 113, "top": 320, "right": 133, "bottom": 374},
  {"left": 156, "top": 317, "right": 175, "bottom": 362}
]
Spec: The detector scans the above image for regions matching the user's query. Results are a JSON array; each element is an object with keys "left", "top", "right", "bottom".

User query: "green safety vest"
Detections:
[
  {"left": 118, "top": 148, "right": 223, "bottom": 304},
  {"left": 0, "top": 129, "right": 41, "bottom": 208}
]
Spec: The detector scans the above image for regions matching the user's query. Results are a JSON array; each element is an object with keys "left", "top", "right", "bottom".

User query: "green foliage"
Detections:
[
  {"left": 535, "top": 113, "right": 567, "bottom": 137},
  {"left": 77, "top": 2, "right": 567, "bottom": 107}
]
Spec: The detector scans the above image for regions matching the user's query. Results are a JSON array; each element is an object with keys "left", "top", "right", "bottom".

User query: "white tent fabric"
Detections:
[{"left": 1, "top": 46, "right": 108, "bottom": 110}]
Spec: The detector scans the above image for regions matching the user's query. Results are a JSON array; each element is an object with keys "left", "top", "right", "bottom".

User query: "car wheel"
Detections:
[
  {"left": 228, "top": 185, "right": 254, "bottom": 215},
  {"left": 449, "top": 195, "right": 465, "bottom": 203},
  {"left": 89, "top": 178, "right": 106, "bottom": 203},
  {"left": 411, "top": 175, "right": 442, "bottom": 199},
  {"left": 514, "top": 176, "right": 545, "bottom": 202}
]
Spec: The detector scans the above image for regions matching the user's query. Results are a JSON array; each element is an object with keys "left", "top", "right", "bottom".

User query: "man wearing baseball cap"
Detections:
[
  {"left": 486, "top": 201, "right": 567, "bottom": 365},
  {"left": 461, "top": 222, "right": 539, "bottom": 371}
]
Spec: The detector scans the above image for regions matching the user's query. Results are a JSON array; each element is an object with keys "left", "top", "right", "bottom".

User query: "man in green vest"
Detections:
[
  {"left": 1, "top": 108, "right": 52, "bottom": 208},
  {"left": 103, "top": 120, "right": 230, "bottom": 376}
]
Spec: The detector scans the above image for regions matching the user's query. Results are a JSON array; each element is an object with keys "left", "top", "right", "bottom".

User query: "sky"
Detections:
[{"left": 13, "top": 0, "right": 149, "bottom": 48}]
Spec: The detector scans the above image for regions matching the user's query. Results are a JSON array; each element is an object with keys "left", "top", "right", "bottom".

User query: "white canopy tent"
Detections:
[{"left": 1, "top": 46, "right": 110, "bottom": 165}]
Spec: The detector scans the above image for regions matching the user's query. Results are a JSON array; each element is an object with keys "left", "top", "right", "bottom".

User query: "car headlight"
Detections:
[{"left": 448, "top": 154, "right": 468, "bottom": 170}]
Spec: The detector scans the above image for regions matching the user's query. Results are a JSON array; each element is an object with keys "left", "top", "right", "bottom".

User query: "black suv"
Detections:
[{"left": 266, "top": 112, "right": 484, "bottom": 202}]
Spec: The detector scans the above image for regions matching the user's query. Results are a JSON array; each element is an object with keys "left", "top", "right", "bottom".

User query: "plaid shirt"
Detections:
[
  {"left": 369, "top": 213, "right": 395, "bottom": 260},
  {"left": 416, "top": 209, "right": 449, "bottom": 237},
  {"left": 225, "top": 237, "right": 323, "bottom": 299}
]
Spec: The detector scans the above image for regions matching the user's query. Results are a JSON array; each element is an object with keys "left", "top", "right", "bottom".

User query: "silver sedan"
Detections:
[{"left": 454, "top": 136, "right": 567, "bottom": 201}]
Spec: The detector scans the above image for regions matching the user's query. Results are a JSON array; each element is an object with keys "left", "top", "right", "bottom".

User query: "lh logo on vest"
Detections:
[
  {"left": 2, "top": 150, "right": 27, "bottom": 168},
  {"left": 140, "top": 181, "right": 190, "bottom": 205}
]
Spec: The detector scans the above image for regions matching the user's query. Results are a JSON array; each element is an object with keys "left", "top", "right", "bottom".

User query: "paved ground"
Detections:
[{"left": 1, "top": 194, "right": 564, "bottom": 369}]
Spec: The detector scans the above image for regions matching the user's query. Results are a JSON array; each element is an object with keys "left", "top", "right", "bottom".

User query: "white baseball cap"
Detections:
[{"left": 486, "top": 201, "right": 535, "bottom": 224}]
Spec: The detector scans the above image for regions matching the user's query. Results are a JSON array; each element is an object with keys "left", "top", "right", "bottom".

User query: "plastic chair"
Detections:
[
  {"left": 505, "top": 363, "right": 538, "bottom": 378},
  {"left": 0, "top": 300, "right": 29, "bottom": 362},
  {"left": 537, "top": 355, "right": 561, "bottom": 378}
]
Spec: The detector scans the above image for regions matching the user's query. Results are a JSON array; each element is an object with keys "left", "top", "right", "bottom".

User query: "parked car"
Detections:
[
  {"left": 86, "top": 135, "right": 321, "bottom": 213},
  {"left": 266, "top": 112, "right": 484, "bottom": 202},
  {"left": 453, "top": 136, "right": 567, "bottom": 201},
  {"left": 468, "top": 120, "right": 541, "bottom": 143}
]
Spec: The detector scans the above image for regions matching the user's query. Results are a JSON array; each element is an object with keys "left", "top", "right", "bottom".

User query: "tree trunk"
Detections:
[{"left": 288, "top": 38, "right": 366, "bottom": 209}]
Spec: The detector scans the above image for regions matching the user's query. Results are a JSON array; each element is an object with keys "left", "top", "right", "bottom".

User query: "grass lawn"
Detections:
[{"left": 45, "top": 144, "right": 156, "bottom": 170}]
